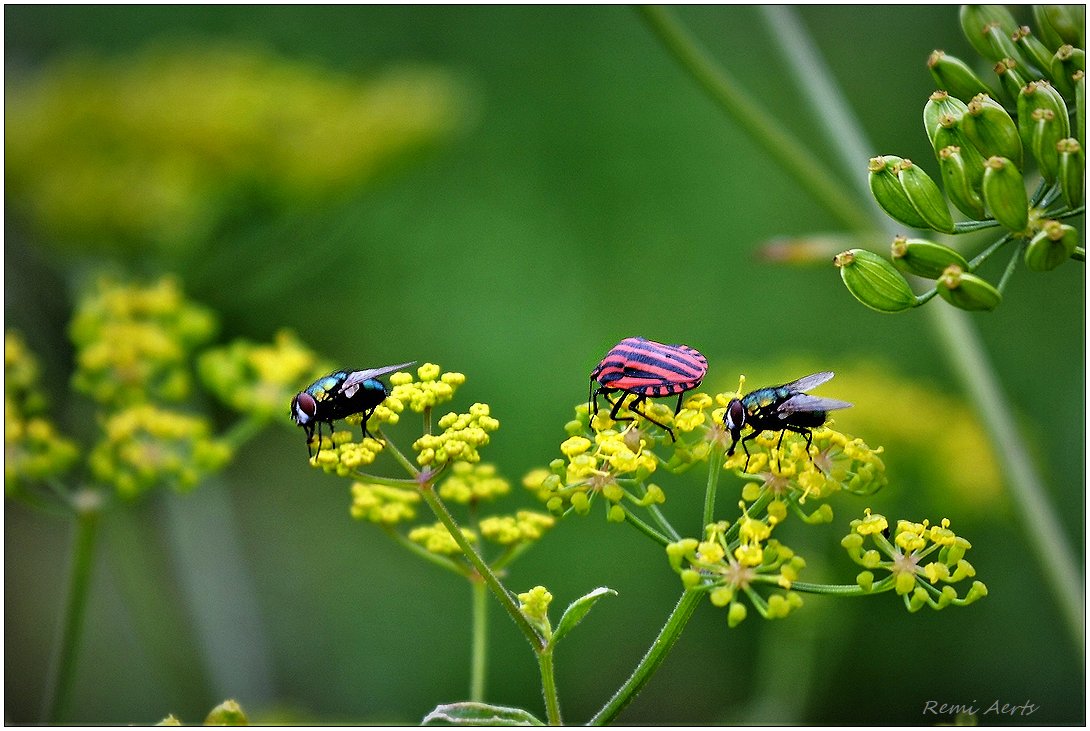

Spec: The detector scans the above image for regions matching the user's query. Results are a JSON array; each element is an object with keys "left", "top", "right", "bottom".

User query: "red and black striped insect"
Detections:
[{"left": 589, "top": 337, "right": 708, "bottom": 441}]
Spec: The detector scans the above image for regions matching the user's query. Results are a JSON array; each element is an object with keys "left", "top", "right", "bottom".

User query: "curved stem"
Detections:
[
  {"left": 470, "top": 580, "right": 488, "bottom": 702},
  {"left": 42, "top": 490, "right": 103, "bottom": 723},
  {"left": 378, "top": 427, "right": 420, "bottom": 477},
  {"left": 587, "top": 588, "right": 702, "bottom": 725},
  {"left": 418, "top": 486, "right": 545, "bottom": 651},
  {"left": 621, "top": 505, "right": 671, "bottom": 546}
]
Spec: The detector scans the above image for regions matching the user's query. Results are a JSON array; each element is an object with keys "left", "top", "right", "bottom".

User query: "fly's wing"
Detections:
[
  {"left": 782, "top": 371, "right": 835, "bottom": 393},
  {"left": 776, "top": 393, "right": 853, "bottom": 418},
  {"left": 339, "top": 361, "right": 417, "bottom": 395}
]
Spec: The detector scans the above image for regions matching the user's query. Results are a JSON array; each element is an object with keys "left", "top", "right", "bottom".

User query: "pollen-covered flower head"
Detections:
[
  {"left": 843, "top": 510, "right": 987, "bottom": 611},
  {"left": 69, "top": 276, "right": 217, "bottom": 407}
]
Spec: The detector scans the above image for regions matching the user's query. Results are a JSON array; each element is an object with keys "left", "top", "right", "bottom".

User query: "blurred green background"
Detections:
[{"left": 5, "top": 5, "right": 1084, "bottom": 725}]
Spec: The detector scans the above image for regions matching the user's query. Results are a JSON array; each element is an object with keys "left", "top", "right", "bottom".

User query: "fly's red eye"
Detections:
[{"left": 295, "top": 392, "right": 317, "bottom": 417}]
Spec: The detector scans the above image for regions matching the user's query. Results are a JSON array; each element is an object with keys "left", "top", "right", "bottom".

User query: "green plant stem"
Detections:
[
  {"left": 378, "top": 428, "right": 421, "bottom": 477},
  {"left": 995, "top": 240, "right": 1024, "bottom": 293},
  {"left": 788, "top": 579, "right": 892, "bottom": 596},
  {"left": 636, "top": 5, "right": 871, "bottom": 233},
  {"left": 470, "top": 580, "right": 488, "bottom": 702},
  {"left": 587, "top": 588, "right": 702, "bottom": 725},
  {"left": 538, "top": 647, "right": 562, "bottom": 725},
  {"left": 42, "top": 490, "right": 102, "bottom": 723},
  {"left": 701, "top": 446, "right": 724, "bottom": 528},
  {"left": 381, "top": 524, "right": 469, "bottom": 575},
  {"left": 756, "top": 5, "right": 1084, "bottom": 652},
  {"left": 621, "top": 505, "right": 671, "bottom": 546},
  {"left": 418, "top": 485, "right": 545, "bottom": 651},
  {"left": 220, "top": 415, "right": 266, "bottom": 451}
]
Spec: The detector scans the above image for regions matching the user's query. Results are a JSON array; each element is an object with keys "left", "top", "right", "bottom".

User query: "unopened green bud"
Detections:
[
  {"left": 994, "top": 58, "right": 1029, "bottom": 104},
  {"left": 856, "top": 570, "right": 875, "bottom": 592},
  {"left": 891, "top": 235, "right": 971, "bottom": 279},
  {"left": 897, "top": 159, "right": 956, "bottom": 233},
  {"left": 982, "top": 156, "right": 1029, "bottom": 231},
  {"left": 923, "top": 91, "right": 969, "bottom": 146},
  {"left": 1018, "top": 82, "right": 1071, "bottom": 174},
  {"left": 927, "top": 50, "right": 995, "bottom": 101},
  {"left": 1024, "top": 220, "right": 1079, "bottom": 271},
  {"left": 1033, "top": 5, "right": 1085, "bottom": 49},
  {"left": 727, "top": 601, "right": 747, "bottom": 628},
  {"left": 960, "top": 6, "right": 1021, "bottom": 62},
  {"left": 834, "top": 248, "right": 918, "bottom": 313},
  {"left": 204, "top": 699, "right": 249, "bottom": 726},
  {"left": 1050, "top": 45, "right": 1086, "bottom": 99},
  {"left": 963, "top": 93, "right": 1023, "bottom": 165},
  {"left": 937, "top": 265, "right": 1002, "bottom": 311},
  {"left": 1057, "top": 138, "right": 1085, "bottom": 208},
  {"left": 1013, "top": 26, "right": 1060, "bottom": 81},
  {"left": 868, "top": 155, "right": 929, "bottom": 229},
  {"left": 937, "top": 145, "right": 987, "bottom": 219}
]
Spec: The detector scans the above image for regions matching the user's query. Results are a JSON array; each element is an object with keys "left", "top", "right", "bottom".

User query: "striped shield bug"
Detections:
[
  {"left": 589, "top": 337, "right": 708, "bottom": 441},
  {"left": 723, "top": 371, "right": 852, "bottom": 472},
  {"left": 291, "top": 361, "right": 416, "bottom": 458}
]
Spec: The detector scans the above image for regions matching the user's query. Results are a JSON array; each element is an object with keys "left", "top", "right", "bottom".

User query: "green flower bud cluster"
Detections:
[
  {"left": 350, "top": 481, "right": 421, "bottom": 524},
  {"left": 408, "top": 522, "right": 478, "bottom": 555},
  {"left": 198, "top": 330, "right": 328, "bottom": 420},
  {"left": 5, "top": 331, "right": 79, "bottom": 494},
  {"left": 847, "top": 7, "right": 1084, "bottom": 314},
  {"left": 842, "top": 510, "right": 988, "bottom": 611},
  {"left": 479, "top": 511, "right": 556, "bottom": 546},
  {"left": 413, "top": 402, "right": 499, "bottom": 467},
  {"left": 517, "top": 585, "right": 554, "bottom": 633},
  {"left": 438, "top": 461, "right": 510, "bottom": 503},
  {"left": 156, "top": 698, "right": 249, "bottom": 726},
  {"left": 88, "top": 404, "right": 231, "bottom": 499},
  {"left": 6, "top": 44, "right": 466, "bottom": 256},
  {"left": 70, "top": 276, "right": 217, "bottom": 407},
  {"left": 667, "top": 520, "right": 804, "bottom": 628}
]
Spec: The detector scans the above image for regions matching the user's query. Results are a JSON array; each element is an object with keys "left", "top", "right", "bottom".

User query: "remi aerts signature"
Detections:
[{"left": 923, "top": 699, "right": 1039, "bottom": 718}]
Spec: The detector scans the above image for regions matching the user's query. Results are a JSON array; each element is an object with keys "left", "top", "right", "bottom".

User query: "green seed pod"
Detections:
[
  {"left": 1032, "top": 6, "right": 1068, "bottom": 51},
  {"left": 897, "top": 159, "right": 956, "bottom": 233},
  {"left": 982, "top": 156, "right": 1030, "bottom": 231},
  {"left": 928, "top": 50, "right": 995, "bottom": 101},
  {"left": 1058, "top": 138, "right": 1085, "bottom": 208},
  {"left": 204, "top": 699, "right": 249, "bottom": 726},
  {"left": 890, "top": 235, "right": 971, "bottom": 279},
  {"left": 960, "top": 6, "right": 1021, "bottom": 62},
  {"left": 924, "top": 91, "right": 970, "bottom": 146},
  {"left": 1050, "top": 45, "right": 1086, "bottom": 99},
  {"left": 937, "top": 265, "right": 1002, "bottom": 311},
  {"left": 938, "top": 145, "right": 988, "bottom": 219},
  {"left": 1029, "top": 108, "right": 1066, "bottom": 181},
  {"left": 834, "top": 248, "right": 918, "bottom": 313},
  {"left": 994, "top": 58, "right": 1029, "bottom": 104},
  {"left": 1034, "top": 5, "right": 1084, "bottom": 49},
  {"left": 1013, "top": 26, "right": 1059, "bottom": 81},
  {"left": 868, "top": 155, "right": 929, "bottom": 229},
  {"left": 963, "top": 93, "right": 1023, "bottom": 165},
  {"left": 1024, "top": 220, "right": 1079, "bottom": 271},
  {"left": 1017, "top": 81, "right": 1070, "bottom": 161},
  {"left": 1076, "top": 71, "right": 1085, "bottom": 147}
]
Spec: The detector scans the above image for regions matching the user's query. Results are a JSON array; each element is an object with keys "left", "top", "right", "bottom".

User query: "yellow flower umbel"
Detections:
[
  {"left": 350, "top": 482, "right": 421, "bottom": 525},
  {"left": 5, "top": 331, "right": 79, "bottom": 494},
  {"left": 409, "top": 522, "right": 478, "bottom": 555},
  {"left": 198, "top": 329, "right": 328, "bottom": 420},
  {"left": 842, "top": 510, "right": 987, "bottom": 611},
  {"left": 413, "top": 403, "right": 499, "bottom": 468},
  {"left": 69, "top": 276, "right": 217, "bottom": 407},
  {"left": 666, "top": 517, "right": 805, "bottom": 628},
  {"left": 88, "top": 405, "right": 231, "bottom": 499}
]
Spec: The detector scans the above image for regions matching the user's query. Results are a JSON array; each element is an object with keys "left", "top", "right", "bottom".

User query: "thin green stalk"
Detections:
[
  {"left": 621, "top": 505, "right": 671, "bottom": 546},
  {"left": 538, "top": 647, "right": 562, "bottom": 725},
  {"left": 381, "top": 524, "right": 469, "bottom": 576},
  {"left": 636, "top": 5, "right": 871, "bottom": 234},
  {"left": 470, "top": 580, "right": 488, "bottom": 702},
  {"left": 756, "top": 6, "right": 1083, "bottom": 652},
  {"left": 42, "top": 490, "right": 102, "bottom": 723},
  {"left": 995, "top": 240, "right": 1024, "bottom": 293},
  {"left": 701, "top": 446, "right": 724, "bottom": 528},
  {"left": 418, "top": 485, "right": 545, "bottom": 650},
  {"left": 220, "top": 415, "right": 266, "bottom": 451},
  {"left": 377, "top": 427, "right": 421, "bottom": 477},
  {"left": 788, "top": 579, "right": 893, "bottom": 596},
  {"left": 587, "top": 588, "right": 702, "bottom": 725}
]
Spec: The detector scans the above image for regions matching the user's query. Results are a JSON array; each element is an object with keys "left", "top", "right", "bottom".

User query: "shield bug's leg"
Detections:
[
  {"left": 626, "top": 395, "right": 677, "bottom": 442},
  {"left": 674, "top": 392, "right": 684, "bottom": 415},
  {"left": 607, "top": 391, "right": 634, "bottom": 423}
]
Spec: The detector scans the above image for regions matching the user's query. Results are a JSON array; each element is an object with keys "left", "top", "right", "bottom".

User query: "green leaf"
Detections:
[
  {"left": 551, "top": 586, "right": 617, "bottom": 647},
  {"left": 423, "top": 702, "right": 545, "bottom": 726}
]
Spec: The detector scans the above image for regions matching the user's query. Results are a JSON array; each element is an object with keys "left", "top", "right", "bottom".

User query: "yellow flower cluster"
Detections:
[
  {"left": 478, "top": 511, "right": 556, "bottom": 546},
  {"left": 408, "top": 522, "right": 477, "bottom": 555},
  {"left": 5, "top": 331, "right": 79, "bottom": 493},
  {"left": 388, "top": 363, "right": 467, "bottom": 413},
  {"left": 413, "top": 403, "right": 499, "bottom": 467},
  {"left": 69, "top": 277, "right": 217, "bottom": 407},
  {"left": 89, "top": 404, "right": 231, "bottom": 498},
  {"left": 349, "top": 482, "right": 421, "bottom": 525},
  {"left": 6, "top": 43, "right": 465, "bottom": 255},
  {"left": 843, "top": 510, "right": 987, "bottom": 611},
  {"left": 517, "top": 585, "right": 554, "bottom": 628},
  {"left": 312, "top": 432, "right": 385, "bottom": 476},
  {"left": 198, "top": 330, "right": 327, "bottom": 419},
  {"left": 667, "top": 520, "right": 805, "bottom": 628},
  {"left": 437, "top": 462, "right": 510, "bottom": 504}
]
